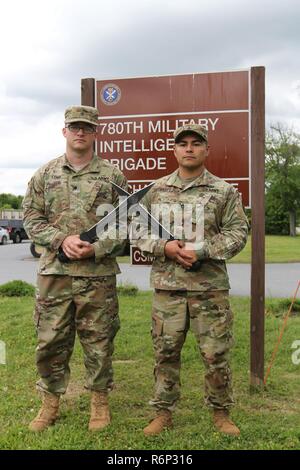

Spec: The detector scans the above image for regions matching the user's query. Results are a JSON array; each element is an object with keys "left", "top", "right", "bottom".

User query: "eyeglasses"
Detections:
[{"left": 67, "top": 124, "right": 96, "bottom": 134}]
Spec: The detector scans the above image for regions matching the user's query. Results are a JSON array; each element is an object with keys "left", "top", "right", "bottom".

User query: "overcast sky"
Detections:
[{"left": 0, "top": 0, "right": 299, "bottom": 195}]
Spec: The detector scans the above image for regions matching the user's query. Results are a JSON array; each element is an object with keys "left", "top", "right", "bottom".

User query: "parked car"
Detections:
[
  {"left": 0, "top": 227, "right": 9, "bottom": 245},
  {"left": 0, "top": 219, "right": 29, "bottom": 243}
]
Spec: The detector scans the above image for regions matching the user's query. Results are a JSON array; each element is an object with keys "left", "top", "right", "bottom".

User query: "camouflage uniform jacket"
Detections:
[
  {"left": 22, "top": 153, "right": 128, "bottom": 277},
  {"left": 134, "top": 168, "right": 249, "bottom": 291}
]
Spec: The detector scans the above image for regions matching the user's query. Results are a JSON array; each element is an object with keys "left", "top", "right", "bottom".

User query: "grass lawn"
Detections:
[
  {"left": 0, "top": 293, "right": 299, "bottom": 450},
  {"left": 230, "top": 235, "right": 300, "bottom": 264},
  {"left": 117, "top": 235, "right": 300, "bottom": 264}
]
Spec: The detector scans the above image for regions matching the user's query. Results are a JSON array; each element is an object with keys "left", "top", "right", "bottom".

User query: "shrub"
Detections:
[
  {"left": 265, "top": 194, "right": 289, "bottom": 235},
  {"left": 117, "top": 283, "right": 138, "bottom": 296},
  {"left": 0, "top": 280, "right": 35, "bottom": 297},
  {"left": 265, "top": 298, "right": 300, "bottom": 317}
]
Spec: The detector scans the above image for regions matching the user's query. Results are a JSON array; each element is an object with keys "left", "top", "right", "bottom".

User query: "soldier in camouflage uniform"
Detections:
[
  {"left": 22, "top": 105, "right": 128, "bottom": 432},
  {"left": 134, "top": 124, "right": 249, "bottom": 436}
]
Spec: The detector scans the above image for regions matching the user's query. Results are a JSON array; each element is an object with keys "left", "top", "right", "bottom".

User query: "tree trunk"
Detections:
[{"left": 289, "top": 210, "right": 296, "bottom": 236}]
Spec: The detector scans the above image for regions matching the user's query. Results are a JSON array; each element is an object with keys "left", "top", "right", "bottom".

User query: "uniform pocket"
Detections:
[
  {"left": 33, "top": 305, "right": 42, "bottom": 329},
  {"left": 44, "top": 178, "right": 70, "bottom": 216},
  {"left": 210, "top": 308, "right": 234, "bottom": 353},
  {"left": 87, "top": 181, "right": 113, "bottom": 213},
  {"left": 152, "top": 314, "right": 163, "bottom": 337}
]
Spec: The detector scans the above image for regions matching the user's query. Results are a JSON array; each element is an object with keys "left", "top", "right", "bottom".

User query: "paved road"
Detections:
[
  {"left": 118, "top": 261, "right": 300, "bottom": 298},
  {"left": 0, "top": 241, "right": 299, "bottom": 298}
]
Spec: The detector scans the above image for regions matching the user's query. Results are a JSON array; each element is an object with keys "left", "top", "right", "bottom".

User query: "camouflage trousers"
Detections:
[
  {"left": 150, "top": 289, "right": 234, "bottom": 411},
  {"left": 34, "top": 274, "right": 120, "bottom": 395}
]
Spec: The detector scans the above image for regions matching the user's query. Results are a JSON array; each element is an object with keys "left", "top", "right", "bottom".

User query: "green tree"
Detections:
[
  {"left": 265, "top": 124, "right": 300, "bottom": 236},
  {"left": 0, "top": 193, "right": 23, "bottom": 210}
]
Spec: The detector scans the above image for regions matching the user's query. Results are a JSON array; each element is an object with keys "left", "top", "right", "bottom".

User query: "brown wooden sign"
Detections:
[{"left": 95, "top": 71, "right": 250, "bottom": 206}]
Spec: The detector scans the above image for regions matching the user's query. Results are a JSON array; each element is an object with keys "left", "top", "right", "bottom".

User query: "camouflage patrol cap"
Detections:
[
  {"left": 174, "top": 124, "right": 208, "bottom": 143},
  {"left": 64, "top": 105, "right": 99, "bottom": 126}
]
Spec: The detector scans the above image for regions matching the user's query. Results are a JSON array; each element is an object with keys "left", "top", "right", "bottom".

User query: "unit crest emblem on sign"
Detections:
[{"left": 100, "top": 83, "right": 121, "bottom": 105}]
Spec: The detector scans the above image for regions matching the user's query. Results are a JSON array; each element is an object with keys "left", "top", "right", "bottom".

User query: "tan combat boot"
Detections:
[
  {"left": 213, "top": 409, "right": 240, "bottom": 436},
  {"left": 89, "top": 391, "right": 111, "bottom": 431},
  {"left": 29, "top": 392, "right": 60, "bottom": 432},
  {"left": 143, "top": 409, "right": 173, "bottom": 436}
]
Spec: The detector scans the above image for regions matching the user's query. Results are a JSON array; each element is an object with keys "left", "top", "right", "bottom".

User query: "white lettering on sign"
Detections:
[
  {"left": 110, "top": 157, "right": 167, "bottom": 172},
  {"left": 98, "top": 118, "right": 219, "bottom": 138},
  {"left": 133, "top": 249, "right": 154, "bottom": 264},
  {"left": 148, "top": 118, "right": 219, "bottom": 133},
  {"left": 99, "top": 121, "right": 144, "bottom": 135}
]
